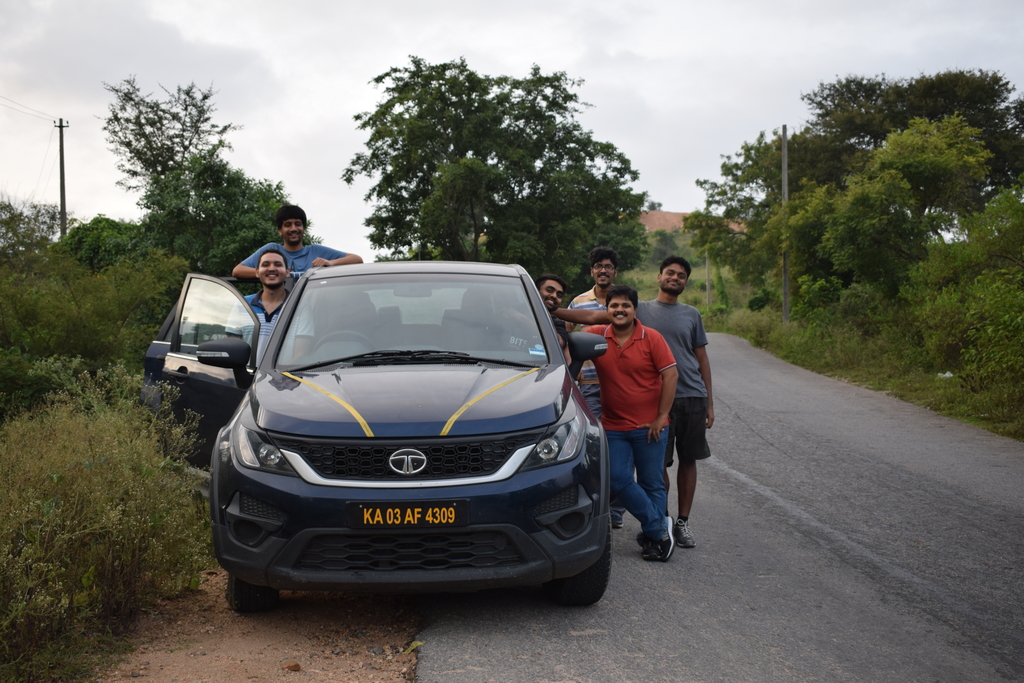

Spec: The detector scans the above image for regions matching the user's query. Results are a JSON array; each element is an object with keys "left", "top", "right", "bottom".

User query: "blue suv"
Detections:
[{"left": 145, "top": 261, "right": 610, "bottom": 610}]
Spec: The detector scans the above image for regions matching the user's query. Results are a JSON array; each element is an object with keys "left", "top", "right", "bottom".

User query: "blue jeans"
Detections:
[{"left": 607, "top": 428, "right": 669, "bottom": 541}]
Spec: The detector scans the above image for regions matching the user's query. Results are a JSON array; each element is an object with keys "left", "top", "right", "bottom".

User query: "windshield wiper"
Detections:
[
  {"left": 352, "top": 350, "right": 538, "bottom": 368},
  {"left": 287, "top": 349, "right": 539, "bottom": 372},
  {"left": 286, "top": 350, "right": 414, "bottom": 372}
]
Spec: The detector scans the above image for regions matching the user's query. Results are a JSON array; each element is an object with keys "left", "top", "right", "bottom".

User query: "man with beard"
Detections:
[
  {"left": 566, "top": 246, "right": 619, "bottom": 418},
  {"left": 243, "top": 247, "right": 291, "bottom": 363},
  {"left": 634, "top": 256, "right": 714, "bottom": 548},
  {"left": 554, "top": 256, "right": 714, "bottom": 548},
  {"left": 585, "top": 285, "right": 677, "bottom": 562},
  {"left": 534, "top": 273, "right": 570, "bottom": 360},
  {"left": 232, "top": 205, "right": 362, "bottom": 280},
  {"left": 566, "top": 247, "right": 626, "bottom": 526}
]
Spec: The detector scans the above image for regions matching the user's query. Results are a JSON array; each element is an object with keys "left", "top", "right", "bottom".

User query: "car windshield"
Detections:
[{"left": 275, "top": 272, "right": 549, "bottom": 368}]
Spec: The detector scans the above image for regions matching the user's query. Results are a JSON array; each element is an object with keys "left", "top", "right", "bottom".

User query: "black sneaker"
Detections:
[
  {"left": 674, "top": 518, "right": 696, "bottom": 548},
  {"left": 611, "top": 510, "right": 624, "bottom": 529},
  {"left": 641, "top": 536, "right": 660, "bottom": 561}
]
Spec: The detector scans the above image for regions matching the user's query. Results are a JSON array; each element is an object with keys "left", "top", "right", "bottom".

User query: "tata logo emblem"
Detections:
[{"left": 388, "top": 448, "right": 428, "bottom": 475}]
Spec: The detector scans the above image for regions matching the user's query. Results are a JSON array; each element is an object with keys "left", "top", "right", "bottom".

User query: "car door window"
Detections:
[{"left": 177, "top": 278, "right": 256, "bottom": 356}]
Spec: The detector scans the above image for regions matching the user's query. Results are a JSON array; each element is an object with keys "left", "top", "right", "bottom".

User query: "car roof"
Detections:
[{"left": 303, "top": 261, "right": 529, "bottom": 280}]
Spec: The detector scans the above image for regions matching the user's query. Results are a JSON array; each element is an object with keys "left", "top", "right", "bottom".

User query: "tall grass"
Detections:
[
  {"left": 0, "top": 362, "right": 209, "bottom": 682},
  {"left": 718, "top": 307, "right": 1024, "bottom": 440}
]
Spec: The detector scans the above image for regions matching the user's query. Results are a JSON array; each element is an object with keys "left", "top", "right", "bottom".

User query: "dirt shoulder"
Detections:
[{"left": 99, "top": 569, "right": 420, "bottom": 683}]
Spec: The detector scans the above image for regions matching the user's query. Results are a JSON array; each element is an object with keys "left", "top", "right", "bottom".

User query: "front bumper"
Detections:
[{"left": 211, "top": 431, "right": 609, "bottom": 593}]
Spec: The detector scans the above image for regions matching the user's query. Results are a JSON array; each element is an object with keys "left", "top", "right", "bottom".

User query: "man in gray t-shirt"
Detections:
[{"left": 637, "top": 256, "right": 713, "bottom": 549}]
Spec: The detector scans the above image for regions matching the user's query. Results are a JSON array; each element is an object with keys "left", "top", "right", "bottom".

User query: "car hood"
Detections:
[{"left": 250, "top": 364, "right": 567, "bottom": 438}]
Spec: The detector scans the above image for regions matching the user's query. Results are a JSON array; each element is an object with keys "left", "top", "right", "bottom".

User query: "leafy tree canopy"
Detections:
[
  {"left": 138, "top": 154, "right": 288, "bottom": 274},
  {"left": 802, "top": 69, "right": 1024, "bottom": 191},
  {"left": 101, "top": 77, "right": 290, "bottom": 273},
  {"left": 0, "top": 195, "right": 61, "bottom": 273},
  {"left": 0, "top": 250, "right": 187, "bottom": 365},
  {"left": 56, "top": 215, "right": 150, "bottom": 272},
  {"left": 103, "top": 76, "right": 238, "bottom": 192},
  {"left": 342, "top": 57, "right": 646, "bottom": 279},
  {"left": 693, "top": 69, "right": 1022, "bottom": 297}
]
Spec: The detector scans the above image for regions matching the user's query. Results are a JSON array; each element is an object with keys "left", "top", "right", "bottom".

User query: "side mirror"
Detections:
[
  {"left": 566, "top": 331, "right": 608, "bottom": 379},
  {"left": 197, "top": 337, "right": 254, "bottom": 389},
  {"left": 197, "top": 337, "right": 251, "bottom": 368}
]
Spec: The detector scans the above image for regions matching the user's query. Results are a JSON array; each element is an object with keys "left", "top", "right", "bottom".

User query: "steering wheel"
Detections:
[{"left": 313, "top": 330, "right": 374, "bottom": 350}]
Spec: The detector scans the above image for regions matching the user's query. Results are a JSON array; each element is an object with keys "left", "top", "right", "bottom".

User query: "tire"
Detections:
[
  {"left": 543, "top": 527, "right": 612, "bottom": 606},
  {"left": 226, "top": 573, "right": 279, "bottom": 613}
]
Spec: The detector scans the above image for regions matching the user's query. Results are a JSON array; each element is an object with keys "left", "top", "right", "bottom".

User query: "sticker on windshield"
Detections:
[{"left": 529, "top": 346, "right": 546, "bottom": 357}]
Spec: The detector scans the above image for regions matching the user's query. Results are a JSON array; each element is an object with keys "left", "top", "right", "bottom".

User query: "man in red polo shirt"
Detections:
[{"left": 586, "top": 284, "right": 678, "bottom": 561}]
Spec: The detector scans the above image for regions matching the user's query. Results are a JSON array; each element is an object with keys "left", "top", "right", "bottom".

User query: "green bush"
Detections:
[
  {"left": 958, "top": 270, "right": 1024, "bottom": 428},
  {"left": 720, "top": 308, "right": 779, "bottom": 347},
  {"left": 747, "top": 288, "right": 778, "bottom": 312},
  {"left": 0, "top": 362, "right": 208, "bottom": 682}
]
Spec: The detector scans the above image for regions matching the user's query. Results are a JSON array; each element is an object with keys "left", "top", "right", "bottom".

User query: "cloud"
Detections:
[{"left": 2, "top": 0, "right": 1023, "bottom": 258}]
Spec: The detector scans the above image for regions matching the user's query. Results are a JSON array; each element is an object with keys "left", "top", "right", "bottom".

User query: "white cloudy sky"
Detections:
[{"left": 2, "top": 0, "right": 1022, "bottom": 261}]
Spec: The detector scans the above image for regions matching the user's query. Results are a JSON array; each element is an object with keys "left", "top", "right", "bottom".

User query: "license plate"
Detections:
[{"left": 348, "top": 501, "right": 468, "bottom": 528}]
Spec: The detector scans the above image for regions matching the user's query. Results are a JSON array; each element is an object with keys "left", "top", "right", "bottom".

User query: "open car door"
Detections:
[{"left": 164, "top": 274, "right": 259, "bottom": 466}]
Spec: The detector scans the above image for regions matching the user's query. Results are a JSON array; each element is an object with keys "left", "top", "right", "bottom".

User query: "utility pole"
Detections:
[
  {"left": 781, "top": 124, "right": 790, "bottom": 323},
  {"left": 55, "top": 118, "right": 69, "bottom": 237}
]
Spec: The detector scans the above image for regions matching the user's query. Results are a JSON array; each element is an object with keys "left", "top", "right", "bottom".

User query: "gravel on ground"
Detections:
[{"left": 98, "top": 568, "right": 421, "bottom": 682}]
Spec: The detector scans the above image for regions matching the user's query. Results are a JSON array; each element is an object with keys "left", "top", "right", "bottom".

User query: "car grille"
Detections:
[
  {"left": 295, "top": 531, "right": 523, "bottom": 571},
  {"left": 272, "top": 430, "right": 545, "bottom": 481}
]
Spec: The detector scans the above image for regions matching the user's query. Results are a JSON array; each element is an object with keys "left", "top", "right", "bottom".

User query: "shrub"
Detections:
[
  {"left": 958, "top": 270, "right": 1024, "bottom": 431},
  {"left": 0, "top": 250, "right": 186, "bottom": 371},
  {"left": 747, "top": 288, "right": 778, "bottom": 312},
  {"left": 0, "top": 362, "right": 208, "bottom": 681},
  {"left": 721, "top": 308, "right": 780, "bottom": 348}
]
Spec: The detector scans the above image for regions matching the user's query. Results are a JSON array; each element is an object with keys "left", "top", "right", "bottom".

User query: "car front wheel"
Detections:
[
  {"left": 226, "top": 573, "right": 280, "bottom": 613},
  {"left": 543, "top": 524, "right": 611, "bottom": 606}
]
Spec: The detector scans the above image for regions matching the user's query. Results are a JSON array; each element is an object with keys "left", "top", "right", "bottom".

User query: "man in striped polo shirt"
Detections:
[
  {"left": 245, "top": 247, "right": 290, "bottom": 364},
  {"left": 566, "top": 246, "right": 619, "bottom": 419},
  {"left": 567, "top": 247, "right": 627, "bottom": 528}
]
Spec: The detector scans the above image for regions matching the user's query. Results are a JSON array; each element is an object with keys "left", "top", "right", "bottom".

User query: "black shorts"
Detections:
[{"left": 664, "top": 396, "right": 711, "bottom": 467}]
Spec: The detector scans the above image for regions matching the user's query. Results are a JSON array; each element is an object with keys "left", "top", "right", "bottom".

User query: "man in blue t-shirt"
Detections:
[{"left": 232, "top": 205, "right": 363, "bottom": 280}]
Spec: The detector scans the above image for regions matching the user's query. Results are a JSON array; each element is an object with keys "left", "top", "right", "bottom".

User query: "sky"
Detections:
[{"left": 2, "top": 0, "right": 1022, "bottom": 262}]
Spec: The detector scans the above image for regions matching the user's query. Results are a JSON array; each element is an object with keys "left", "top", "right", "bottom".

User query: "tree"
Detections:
[
  {"left": 139, "top": 154, "right": 288, "bottom": 274},
  {"left": 102, "top": 77, "right": 290, "bottom": 274},
  {"left": 802, "top": 69, "right": 1024, "bottom": 194},
  {"left": 0, "top": 195, "right": 60, "bottom": 273},
  {"left": 693, "top": 70, "right": 1021, "bottom": 296},
  {"left": 103, "top": 76, "right": 238, "bottom": 191},
  {"left": 820, "top": 116, "right": 992, "bottom": 294},
  {"left": 56, "top": 215, "right": 150, "bottom": 272},
  {"left": 690, "top": 131, "right": 783, "bottom": 287},
  {"left": 342, "top": 57, "right": 645, "bottom": 277}
]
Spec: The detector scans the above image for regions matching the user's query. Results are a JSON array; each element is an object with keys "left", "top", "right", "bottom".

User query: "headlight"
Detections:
[
  {"left": 234, "top": 423, "right": 296, "bottom": 475},
  {"left": 520, "top": 399, "right": 586, "bottom": 471}
]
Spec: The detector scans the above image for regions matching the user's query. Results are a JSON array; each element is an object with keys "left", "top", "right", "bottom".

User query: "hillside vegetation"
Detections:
[{"left": 681, "top": 70, "right": 1024, "bottom": 440}]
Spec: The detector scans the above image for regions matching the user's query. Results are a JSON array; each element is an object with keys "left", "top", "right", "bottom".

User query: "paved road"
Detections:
[{"left": 414, "top": 333, "right": 1024, "bottom": 682}]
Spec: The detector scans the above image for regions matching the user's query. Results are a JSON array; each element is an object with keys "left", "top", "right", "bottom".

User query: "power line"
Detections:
[
  {"left": 41, "top": 150, "right": 58, "bottom": 199},
  {"left": 0, "top": 100, "right": 52, "bottom": 121},
  {"left": 35, "top": 127, "right": 56, "bottom": 198},
  {"left": 0, "top": 94, "right": 56, "bottom": 120}
]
